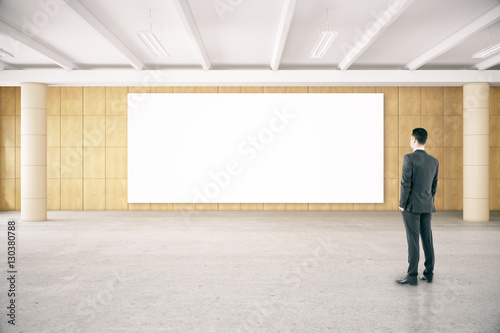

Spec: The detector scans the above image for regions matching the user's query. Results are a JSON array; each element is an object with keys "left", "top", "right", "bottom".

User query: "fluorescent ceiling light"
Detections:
[
  {"left": 310, "top": 31, "right": 338, "bottom": 58},
  {"left": 472, "top": 41, "right": 500, "bottom": 58},
  {"left": 0, "top": 48, "right": 14, "bottom": 57},
  {"left": 137, "top": 30, "right": 169, "bottom": 58}
]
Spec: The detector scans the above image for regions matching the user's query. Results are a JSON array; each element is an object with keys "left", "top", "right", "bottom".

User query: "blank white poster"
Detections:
[{"left": 128, "top": 93, "right": 384, "bottom": 203}]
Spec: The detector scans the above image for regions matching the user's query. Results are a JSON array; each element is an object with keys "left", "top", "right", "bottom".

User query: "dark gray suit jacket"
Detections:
[{"left": 400, "top": 149, "right": 439, "bottom": 213}]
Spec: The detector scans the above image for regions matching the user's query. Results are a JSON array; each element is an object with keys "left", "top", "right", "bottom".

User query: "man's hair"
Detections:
[{"left": 412, "top": 128, "right": 428, "bottom": 145}]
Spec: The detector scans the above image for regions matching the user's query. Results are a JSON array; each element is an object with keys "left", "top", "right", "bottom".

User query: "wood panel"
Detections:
[
  {"left": 0, "top": 178, "right": 15, "bottom": 210},
  {"left": 106, "top": 87, "right": 128, "bottom": 115},
  {"left": 434, "top": 180, "right": 444, "bottom": 211},
  {"left": 219, "top": 87, "right": 241, "bottom": 93},
  {"left": 16, "top": 116, "right": 20, "bottom": 147},
  {"left": 60, "top": 116, "right": 83, "bottom": 147},
  {"left": 129, "top": 86, "right": 151, "bottom": 93},
  {"left": 443, "top": 147, "right": 462, "bottom": 179},
  {"left": 61, "top": 179, "right": 82, "bottom": 210},
  {"left": 195, "top": 203, "right": 218, "bottom": 210},
  {"left": 308, "top": 87, "right": 331, "bottom": 93},
  {"left": 60, "top": 147, "right": 82, "bottom": 179},
  {"left": 286, "top": 87, "right": 308, "bottom": 93},
  {"left": 106, "top": 116, "right": 127, "bottom": 147},
  {"left": 196, "top": 87, "right": 218, "bottom": 93},
  {"left": 333, "top": 87, "right": 353, "bottom": 93},
  {"left": 47, "top": 87, "right": 61, "bottom": 116},
  {"left": 421, "top": 115, "right": 444, "bottom": 147},
  {"left": 240, "top": 203, "right": 263, "bottom": 210},
  {"left": 330, "top": 203, "right": 353, "bottom": 210},
  {"left": 241, "top": 87, "right": 263, "bottom": 93},
  {"left": 264, "top": 87, "right": 286, "bottom": 93},
  {"left": 47, "top": 116, "right": 61, "bottom": 147},
  {"left": 15, "top": 88, "right": 20, "bottom": 116},
  {"left": 353, "top": 87, "right": 376, "bottom": 93},
  {"left": 491, "top": 148, "right": 500, "bottom": 179},
  {"left": 0, "top": 147, "right": 15, "bottom": 178},
  {"left": 106, "top": 179, "right": 127, "bottom": 210},
  {"left": 490, "top": 86, "right": 499, "bottom": 116},
  {"left": 263, "top": 203, "right": 286, "bottom": 210},
  {"left": 150, "top": 87, "right": 173, "bottom": 93},
  {"left": 173, "top": 87, "right": 196, "bottom": 93},
  {"left": 421, "top": 87, "right": 444, "bottom": 116},
  {"left": 150, "top": 203, "right": 173, "bottom": 210},
  {"left": 398, "top": 116, "right": 421, "bottom": 147},
  {"left": 376, "top": 87, "right": 398, "bottom": 116},
  {"left": 444, "top": 116, "right": 462, "bottom": 147},
  {"left": 47, "top": 147, "right": 60, "bottom": 178},
  {"left": 84, "top": 116, "right": 106, "bottom": 147},
  {"left": 84, "top": 179, "right": 105, "bottom": 210},
  {"left": 443, "top": 178, "right": 462, "bottom": 210},
  {"left": 15, "top": 147, "right": 20, "bottom": 179},
  {"left": 105, "top": 147, "right": 127, "bottom": 178},
  {"left": 0, "top": 87, "right": 16, "bottom": 116},
  {"left": 399, "top": 87, "right": 420, "bottom": 116},
  {"left": 173, "top": 203, "right": 196, "bottom": 210},
  {"left": 61, "top": 87, "right": 83, "bottom": 115},
  {"left": 491, "top": 179, "right": 500, "bottom": 210},
  {"left": 0, "top": 116, "right": 15, "bottom": 146},
  {"left": 129, "top": 203, "right": 151, "bottom": 210},
  {"left": 16, "top": 178, "right": 20, "bottom": 210},
  {"left": 353, "top": 203, "right": 376, "bottom": 210},
  {"left": 286, "top": 203, "right": 308, "bottom": 210},
  {"left": 384, "top": 116, "right": 398, "bottom": 147},
  {"left": 83, "top": 87, "right": 105, "bottom": 115},
  {"left": 308, "top": 203, "right": 330, "bottom": 210},
  {"left": 444, "top": 87, "right": 463, "bottom": 116},
  {"left": 384, "top": 147, "right": 399, "bottom": 179},
  {"left": 491, "top": 116, "right": 500, "bottom": 147},
  {"left": 83, "top": 147, "right": 105, "bottom": 178},
  {"left": 375, "top": 178, "right": 399, "bottom": 210},
  {"left": 218, "top": 203, "right": 241, "bottom": 210}
]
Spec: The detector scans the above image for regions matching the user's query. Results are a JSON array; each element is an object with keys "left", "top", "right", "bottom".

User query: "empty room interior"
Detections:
[{"left": 0, "top": 0, "right": 500, "bottom": 332}]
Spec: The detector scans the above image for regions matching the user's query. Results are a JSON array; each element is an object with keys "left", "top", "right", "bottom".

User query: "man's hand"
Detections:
[{"left": 399, "top": 207, "right": 405, "bottom": 212}]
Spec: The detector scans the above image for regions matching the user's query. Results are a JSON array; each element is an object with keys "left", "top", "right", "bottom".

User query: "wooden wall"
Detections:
[{"left": 1, "top": 86, "right": 499, "bottom": 211}]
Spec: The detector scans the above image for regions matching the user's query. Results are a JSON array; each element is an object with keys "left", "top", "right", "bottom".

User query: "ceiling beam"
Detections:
[
  {"left": 405, "top": 4, "right": 500, "bottom": 70},
  {"left": 270, "top": 0, "right": 298, "bottom": 71},
  {"left": 0, "top": 20, "right": 79, "bottom": 70},
  {"left": 471, "top": 53, "right": 500, "bottom": 70},
  {"left": 0, "top": 61, "right": 17, "bottom": 70},
  {"left": 63, "top": 0, "right": 145, "bottom": 70},
  {"left": 171, "top": 0, "right": 212, "bottom": 70},
  {"left": 0, "top": 69, "right": 499, "bottom": 86},
  {"left": 338, "top": 0, "right": 414, "bottom": 70}
]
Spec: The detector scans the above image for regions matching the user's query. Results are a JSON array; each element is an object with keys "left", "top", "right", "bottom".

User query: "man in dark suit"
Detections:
[{"left": 396, "top": 128, "right": 439, "bottom": 286}]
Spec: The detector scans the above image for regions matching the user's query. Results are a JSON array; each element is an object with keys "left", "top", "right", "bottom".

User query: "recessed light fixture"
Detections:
[
  {"left": 137, "top": 9, "right": 169, "bottom": 58},
  {"left": 310, "top": 9, "right": 338, "bottom": 59},
  {"left": 0, "top": 48, "right": 14, "bottom": 57},
  {"left": 137, "top": 31, "right": 169, "bottom": 58},
  {"left": 472, "top": 41, "right": 500, "bottom": 58}
]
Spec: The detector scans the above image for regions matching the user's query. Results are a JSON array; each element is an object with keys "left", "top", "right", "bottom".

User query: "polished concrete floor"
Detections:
[{"left": 0, "top": 210, "right": 499, "bottom": 333}]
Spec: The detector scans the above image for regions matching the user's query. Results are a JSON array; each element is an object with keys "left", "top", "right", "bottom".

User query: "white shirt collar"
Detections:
[{"left": 413, "top": 147, "right": 425, "bottom": 152}]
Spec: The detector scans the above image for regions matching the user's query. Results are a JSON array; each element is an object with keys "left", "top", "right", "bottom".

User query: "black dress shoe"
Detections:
[
  {"left": 396, "top": 275, "right": 417, "bottom": 285},
  {"left": 419, "top": 274, "right": 433, "bottom": 282}
]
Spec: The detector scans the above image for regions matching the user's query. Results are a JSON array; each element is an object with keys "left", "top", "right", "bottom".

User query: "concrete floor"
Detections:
[{"left": 0, "top": 210, "right": 499, "bottom": 333}]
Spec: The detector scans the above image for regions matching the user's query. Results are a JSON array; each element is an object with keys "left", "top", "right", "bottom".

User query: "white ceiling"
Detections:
[{"left": 0, "top": 0, "right": 499, "bottom": 85}]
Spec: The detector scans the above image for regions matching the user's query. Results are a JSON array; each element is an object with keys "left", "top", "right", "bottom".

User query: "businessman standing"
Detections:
[{"left": 396, "top": 128, "right": 439, "bottom": 286}]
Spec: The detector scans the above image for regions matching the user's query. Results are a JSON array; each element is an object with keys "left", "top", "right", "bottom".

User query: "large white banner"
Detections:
[{"left": 128, "top": 93, "right": 384, "bottom": 203}]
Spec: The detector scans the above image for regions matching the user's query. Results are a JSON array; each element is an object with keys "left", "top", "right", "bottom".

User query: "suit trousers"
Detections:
[{"left": 401, "top": 211, "right": 435, "bottom": 276}]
